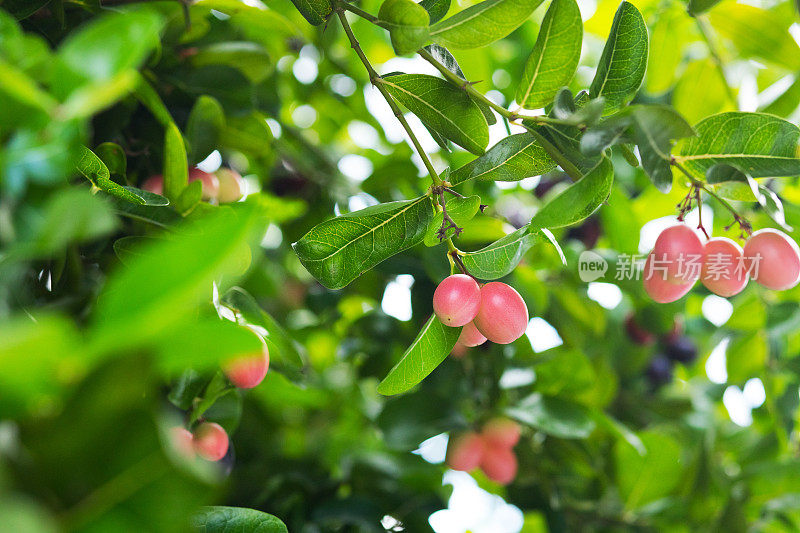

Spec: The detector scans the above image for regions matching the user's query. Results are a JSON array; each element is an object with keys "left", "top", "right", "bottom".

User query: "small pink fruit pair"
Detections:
[
  {"left": 433, "top": 275, "right": 528, "bottom": 345},
  {"left": 644, "top": 225, "right": 800, "bottom": 303},
  {"left": 445, "top": 419, "right": 521, "bottom": 484},
  {"left": 171, "top": 422, "right": 229, "bottom": 461},
  {"left": 142, "top": 167, "right": 244, "bottom": 203},
  {"left": 224, "top": 342, "right": 270, "bottom": 389}
]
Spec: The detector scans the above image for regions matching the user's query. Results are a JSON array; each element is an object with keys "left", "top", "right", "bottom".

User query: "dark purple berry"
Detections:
[
  {"left": 646, "top": 355, "right": 673, "bottom": 388},
  {"left": 665, "top": 336, "right": 697, "bottom": 364}
]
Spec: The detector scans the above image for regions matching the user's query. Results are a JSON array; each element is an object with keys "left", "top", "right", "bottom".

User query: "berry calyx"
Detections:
[
  {"left": 193, "top": 422, "right": 229, "bottom": 461},
  {"left": 457, "top": 321, "right": 487, "bottom": 347},
  {"left": 445, "top": 432, "right": 485, "bottom": 472},
  {"left": 743, "top": 228, "right": 800, "bottom": 291},
  {"left": 224, "top": 343, "right": 270, "bottom": 389},
  {"left": 701, "top": 237, "right": 747, "bottom": 297},
  {"left": 479, "top": 445, "right": 517, "bottom": 485},
  {"left": 216, "top": 168, "right": 245, "bottom": 203},
  {"left": 643, "top": 252, "right": 694, "bottom": 303},
  {"left": 433, "top": 274, "right": 481, "bottom": 327},
  {"left": 481, "top": 418, "right": 520, "bottom": 449},
  {"left": 651, "top": 224, "right": 704, "bottom": 284},
  {"left": 473, "top": 282, "right": 528, "bottom": 344}
]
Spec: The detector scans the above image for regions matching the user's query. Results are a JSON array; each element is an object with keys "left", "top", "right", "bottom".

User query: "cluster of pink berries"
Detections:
[
  {"left": 644, "top": 225, "right": 800, "bottom": 303},
  {"left": 170, "top": 341, "right": 269, "bottom": 462},
  {"left": 433, "top": 275, "right": 529, "bottom": 348},
  {"left": 445, "top": 419, "right": 521, "bottom": 484},
  {"left": 142, "top": 167, "right": 245, "bottom": 204}
]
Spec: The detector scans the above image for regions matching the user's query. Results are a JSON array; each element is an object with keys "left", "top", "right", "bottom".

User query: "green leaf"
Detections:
[
  {"left": 615, "top": 431, "right": 682, "bottom": 510},
  {"left": 221, "top": 112, "right": 274, "bottom": 156},
  {"left": 506, "top": 393, "right": 596, "bottom": 439},
  {"left": 687, "top": 0, "right": 722, "bottom": 16},
  {"left": 423, "top": 195, "right": 481, "bottom": 245},
  {"left": 163, "top": 122, "right": 189, "bottom": 201},
  {"left": 429, "top": 0, "right": 545, "bottom": 49},
  {"left": 60, "top": 70, "right": 139, "bottom": 120},
  {"left": 376, "top": 316, "right": 461, "bottom": 395},
  {"left": 461, "top": 226, "right": 539, "bottom": 279},
  {"left": 76, "top": 147, "right": 146, "bottom": 205},
  {"left": 53, "top": 7, "right": 163, "bottom": 97},
  {"left": 287, "top": 0, "right": 332, "bottom": 25},
  {"left": 293, "top": 197, "right": 434, "bottom": 290},
  {"left": 589, "top": 1, "right": 648, "bottom": 114},
  {"left": 672, "top": 59, "right": 734, "bottom": 125},
  {"left": 192, "top": 506, "right": 287, "bottom": 533},
  {"left": 419, "top": 0, "right": 451, "bottom": 24},
  {"left": 175, "top": 179, "right": 203, "bottom": 214},
  {"left": 221, "top": 287, "right": 306, "bottom": 374},
  {"left": 727, "top": 331, "right": 768, "bottom": 384},
  {"left": 186, "top": 96, "right": 225, "bottom": 164},
  {"left": 192, "top": 42, "right": 272, "bottom": 84},
  {"left": 379, "top": 0, "right": 430, "bottom": 55},
  {"left": 551, "top": 88, "right": 605, "bottom": 127},
  {"left": 646, "top": 4, "right": 692, "bottom": 94},
  {"left": 380, "top": 74, "right": 489, "bottom": 155},
  {"left": 134, "top": 75, "right": 173, "bottom": 126},
  {"left": 91, "top": 207, "right": 260, "bottom": 347},
  {"left": 675, "top": 112, "right": 800, "bottom": 179},
  {"left": 516, "top": 0, "right": 582, "bottom": 110},
  {"left": 626, "top": 105, "right": 695, "bottom": 193},
  {"left": 168, "top": 369, "right": 207, "bottom": 411},
  {"left": 449, "top": 133, "right": 556, "bottom": 185},
  {"left": 0, "top": 58, "right": 56, "bottom": 129},
  {"left": 95, "top": 142, "right": 127, "bottom": 178},
  {"left": 530, "top": 157, "right": 613, "bottom": 229}
]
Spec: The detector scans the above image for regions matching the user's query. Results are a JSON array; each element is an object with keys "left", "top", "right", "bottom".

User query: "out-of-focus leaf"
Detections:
[
  {"left": 461, "top": 226, "right": 539, "bottom": 279},
  {"left": 377, "top": 315, "right": 461, "bottom": 395},
  {"left": 615, "top": 431, "right": 682, "bottom": 510},
  {"left": 589, "top": 1, "right": 648, "bottom": 114},
  {"left": 673, "top": 59, "right": 734, "bottom": 125},
  {"left": 727, "top": 331, "right": 768, "bottom": 383},
  {"left": 429, "top": 0, "right": 544, "bottom": 49},
  {"left": 186, "top": 95, "right": 225, "bottom": 164},
  {"left": 163, "top": 122, "right": 188, "bottom": 201},
  {"left": 192, "top": 42, "right": 272, "bottom": 83},
  {"left": 381, "top": 73, "right": 489, "bottom": 155},
  {"left": 687, "top": 0, "right": 722, "bottom": 16},
  {"left": 220, "top": 112, "right": 273, "bottom": 156},
  {"left": 192, "top": 506, "right": 287, "bottom": 533},
  {"left": 94, "top": 142, "right": 127, "bottom": 178},
  {"left": 292, "top": 197, "right": 434, "bottom": 290},
  {"left": 516, "top": 0, "right": 582, "bottom": 110},
  {"left": 507, "top": 393, "right": 596, "bottom": 439},
  {"left": 646, "top": 4, "right": 692, "bottom": 94},
  {"left": 449, "top": 133, "right": 556, "bottom": 184},
  {"left": 379, "top": 0, "right": 430, "bottom": 55}
]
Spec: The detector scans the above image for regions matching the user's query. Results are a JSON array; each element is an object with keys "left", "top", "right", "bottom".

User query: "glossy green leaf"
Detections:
[
  {"left": 627, "top": 105, "right": 695, "bottom": 192},
  {"left": 287, "top": 0, "right": 332, "bottom": 25},
  {"left": 675, "top": 112, "right": 800, "bottom": 179},
  {"left": 377, "top": 315, "right": 461, "bottom": 395},
  {"left": 461, "top": 226, "right": 539, "bottom": 279},
  {"left": 381, "top": 74, "right": 489, "bottom": 155},
  {"left": 530, "top": 157, "right": 613, "bottom": 229},
  {"left": 293, "top": 196, "right": 434, "bottom": 290},
  {"left": 186, "top": 96, "right": 225, "bottom": 164},
  {"left": 175, "top": 179, "right": 203, "bottom": 214},
  {"left": 507, "top": 393, "right": 596, "bottom": 439},
  {"left": 423, "top": 195, "right": 481, "bottom": 245},
  {"left": 76, "top": 147, "right": 146, "bottom": 205},
  {"left": 192, "top": 506, "right": 287, "bottom": 533},
  {"left": 192, "top": 42, "right": 272, "bottom": 83},
  {"left": 429, "top": 0, "right": 544, "bottom": 49},
  {"left": 163, "top": 122, "right": 189, "bottom": 201},
  {"left": 516, "top": 0, "right": 582, "bottom": 110},
  {"left": 589, "top": 1, "right": 648, "bottom": 114},
  {"left": 449, "top": 133, "right": 556, "bottom": 184},
  {"left": 94, "top": 142, "right": 127, "bottom": 178},
  {"left": 419, "top": 0, "right": 451, "bottom": 24},
  {"left": 54, "top": 7, "right": 163, "bottom": 97},
  {"left": 379, "top": 0, "right": 430, "bottom": 55},
  {"left": 615, "top": 431, "right": 682, "bottom": 510}
]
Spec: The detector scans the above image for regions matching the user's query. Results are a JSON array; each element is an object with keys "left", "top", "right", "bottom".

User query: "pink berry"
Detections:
[
  {"left": 651, "top": 224, "right": 704, "bottom": 284},
  {"left": 193, "top": 422, "right": 229, "bottom": 461},
  {"left": 643, "top": 252, "right": 695, "bottom": 303},
  {"left": 224, "top": 344, "right": 270, "bottom": 389},
  {"left": 481, "top": 419, "right": 520, "bottom": 449},
  {"left": 458, "top": 321, "right": 487, "bottom": 347},
  {"left": 743, "top": 228, "right": 800, "bottom": 290},
  {"left": 433, "top": 274, "right": 481, "bottom": 327},
  {"left": 473, "top": 282, "right": 528, "bottom": 344},
  {"left": 142, "top": 174, "right": 164, "bottom": 195},
  {"left": 701, "top": 237, "right": 748, "bottom": 297},
  {"left": 450, "top": 343, "right": 468, "bottom": 358},
  {"left": 446, "top": 432, "right": 485, "bottom": 472},
  {"left": 170, "top": 426, "right": 195, "bottom": 458},
  {"left": 480, "top": 446, "right": 518, "bottom": 485},
  {"left": 188, "top": 168, "right": 220, "bottom": 200},
  {"left": 216, "top": 168, "right": 245, "bottom": 203}
]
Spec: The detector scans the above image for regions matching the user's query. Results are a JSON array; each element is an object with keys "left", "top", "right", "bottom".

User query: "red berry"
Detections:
[
  {"left": 482, "top": 419, "right": 520, "bottom": 448},
  {"left": 743, "top": 228, "right": 800, "bottom": 290},
  {"left": 193, "top": 422, "right": 229, "bottom": 461},
  {"left": 433, "top": 274, "right": 481, "bottom": 327},
  {"left": 446, "top": 432, "right": 485, "bottom": 472},
  {"left": 701, "top": 237, "right": 747, "bottom": 297},
  {"left": 170, "top": 426, "right": 195, "bottom": 458},
  {"left": 216, "top": 168, "right": 245, "bottom": 203},
  {"left": 624, "top": 314, "right": 655, "bottom": 345},
  {"left": 188, "top": 168, "right": 220, "bottom": 200},
  {"left": 480, "top": 446, "right": 517, "bottom": 485},
  {"left": 473, "top": 282, "right": 528, "bottom": 344},
  {"left": 224, "top": 343, "right": 270, "bottom": 389},
  {"left": 643, "top": 252, "right": 694, "bottom": 303},
  {"left": 651, "top": 225, "right": 704, "bottom": 284},
  {"left": 142, "top": 174, "right": 164, "bottom": 195},
  {"left": 457, "top": 321, "right": 487, "bottom": 347}
]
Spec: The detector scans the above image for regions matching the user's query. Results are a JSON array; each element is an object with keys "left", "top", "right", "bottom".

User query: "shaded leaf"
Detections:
[
  {"left": 507, "top": 393, "right": 596, "bottom": 439},
  {"left": 186, "top": 95, "right": 225, "bottom": 164},
  {"left": 163, "top": 122, "right": 189, "bottom": 201},
  {"left": 615, "top": 431, "right": 682, "bottom": 510},
  {"left": 419, "top": 0, "right": 451, "bottom": 24},
  {"left": 192, "top": 506, "right": 287, "bottom": 533}
]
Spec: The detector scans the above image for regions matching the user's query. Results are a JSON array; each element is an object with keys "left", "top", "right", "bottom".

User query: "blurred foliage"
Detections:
[{"left": 4, "top": 0, "right": 800, "bottom": 532}]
